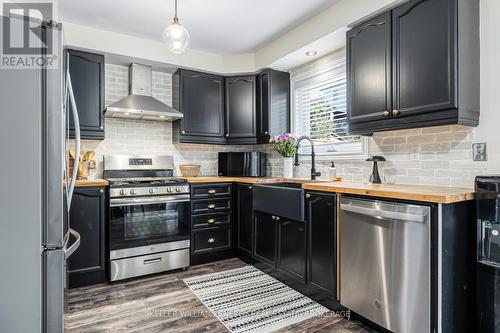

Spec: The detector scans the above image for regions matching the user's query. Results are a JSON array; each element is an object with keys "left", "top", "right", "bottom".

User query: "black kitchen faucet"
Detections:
[{"left": 294, "top": 136, "right": 321, "bottom": 180}]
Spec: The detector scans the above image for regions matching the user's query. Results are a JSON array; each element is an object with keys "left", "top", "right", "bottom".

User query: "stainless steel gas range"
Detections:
[{"left": 104, "top": 155, "right": 190, "bottom": 281}]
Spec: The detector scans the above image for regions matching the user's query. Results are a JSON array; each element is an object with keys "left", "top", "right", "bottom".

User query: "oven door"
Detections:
[{"left": 109, "top": 194, "right": 190, "bottom": 251}]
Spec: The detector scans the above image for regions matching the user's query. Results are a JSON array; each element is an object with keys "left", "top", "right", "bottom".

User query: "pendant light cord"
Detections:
[{"left": 174, "top": 0, "right": 178, "bottom": 19}]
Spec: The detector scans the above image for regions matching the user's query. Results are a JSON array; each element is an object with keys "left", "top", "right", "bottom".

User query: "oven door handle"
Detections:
[{"left": 110, "top": 195, "right": 190, "bottom": 207}]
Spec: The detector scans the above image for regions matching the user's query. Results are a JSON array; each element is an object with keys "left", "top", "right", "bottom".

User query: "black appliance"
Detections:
[
  {"left": 104, "top": 155, "right": 190, "bottom": 281},
  {"left": 476, "top": 176, "right": 500, "bottom": 332},
  {"left": 218, "top": 152, "right": 267, "bottom": 177}
]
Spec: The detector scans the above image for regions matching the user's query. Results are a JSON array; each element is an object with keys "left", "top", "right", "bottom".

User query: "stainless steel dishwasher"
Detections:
[{"left": 340, "top": 196, "right": 431, "bottom": 333}]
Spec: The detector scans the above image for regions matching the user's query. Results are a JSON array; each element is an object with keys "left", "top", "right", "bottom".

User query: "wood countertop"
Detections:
[
  {"left": 73, "top": 179, "right": 109, "bottom": 187},
  {"left": 181, "top": 177, "right": 475, "bottom": 203},
  {"left": 179, "top": 176, "right": 328, "bottom": 184},
  {"left": 301, "top": 182, "right": 475, "bottom": 204}
]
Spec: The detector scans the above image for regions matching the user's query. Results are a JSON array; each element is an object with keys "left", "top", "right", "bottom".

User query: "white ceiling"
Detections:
[{"left": 61, "top": 0, "right": 340, "bottom": 55}]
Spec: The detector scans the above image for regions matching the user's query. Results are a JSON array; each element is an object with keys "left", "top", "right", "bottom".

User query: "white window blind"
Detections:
[{"left": 292, "top": 49, "right": 365, "bottom": 157}]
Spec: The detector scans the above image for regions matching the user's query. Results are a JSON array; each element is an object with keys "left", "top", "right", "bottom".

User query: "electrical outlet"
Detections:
[
  {"left": 472, "top": 143, "right": 487, "bottom": 161},
  {"left": 409, "top": 148, "right": 418, "bottom": 161}
]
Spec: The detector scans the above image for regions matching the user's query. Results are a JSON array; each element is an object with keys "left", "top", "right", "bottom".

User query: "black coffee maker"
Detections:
[{"left": 476, "top": 176, "right": 500, "bottom": 332}]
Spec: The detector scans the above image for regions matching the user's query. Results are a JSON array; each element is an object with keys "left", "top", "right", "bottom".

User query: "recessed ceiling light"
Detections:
[
  {"left": 160, "top": 115, "right": 165, "bottom": 118},
  {"left": 305, "top": 51, "right": 318, "bottom": 56}
]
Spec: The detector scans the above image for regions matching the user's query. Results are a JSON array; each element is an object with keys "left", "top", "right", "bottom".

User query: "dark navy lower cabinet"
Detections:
[
  {"left": 305, "top": 191, "right": 341, "bottom": 309},
  {"left": 67, "top": 186, "right": 106, "bottom": 288},
  {"left": 236, "top": 183, "right": 253, "bottom": 255},
  {"left": 189, "top": 183, "right": 235, "bottom": 265},
  {"left": 253, "top": 211, "right": 277, "bottom": 267},
  {"left": 277, "top": 218, "right": 306, "bottom": 283}
]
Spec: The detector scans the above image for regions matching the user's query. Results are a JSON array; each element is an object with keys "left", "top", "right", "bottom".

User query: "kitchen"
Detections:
[{"left": 0, "top": 0, "right": 499, "bottom": 332}]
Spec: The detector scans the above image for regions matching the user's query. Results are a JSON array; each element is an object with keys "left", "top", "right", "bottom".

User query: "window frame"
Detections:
[{"left": 290, "top": 50, "right": 368, "bottom": 160}]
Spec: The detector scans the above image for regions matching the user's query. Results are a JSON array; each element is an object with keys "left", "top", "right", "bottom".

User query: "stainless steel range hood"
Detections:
[{"left": 105, "top": 63, "right": 183, "bottom": 121}]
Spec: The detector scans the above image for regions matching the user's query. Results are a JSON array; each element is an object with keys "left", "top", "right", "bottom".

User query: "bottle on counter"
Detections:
[{"left": 329, "top": 161, "right": 337, "bottom": 180}]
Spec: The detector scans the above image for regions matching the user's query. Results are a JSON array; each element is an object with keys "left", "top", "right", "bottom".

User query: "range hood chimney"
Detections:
[{"left": 105, "top": 63, "right": 183, "bottom": 121}]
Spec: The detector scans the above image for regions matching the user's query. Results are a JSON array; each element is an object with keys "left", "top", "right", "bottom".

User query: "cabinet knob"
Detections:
[
  {"left": 225, "top": 133, "right": 229, "bottom": 138},
  {"left": 208, "top": 189, "right": 216, "bottom": 194},
  {"left": 208, "top": 238, "right": 215, "bottom": 244},
  {"left": 275, "top": 216, "right": 280, "bottom": 221},
  {"left": 305, "top": 193, "right": 310, "bottom": 199},
  {"left": 99, "top": 189, "right": 104, "bottom": 194},
  {"left": 207, "top": 218, "right": 215, "bottom": 224},
  {"left": 208, "top": 204, "right": 215, "bottom": 209},
  {"left": 99, "top": 126, "right": 104, "bottom": 130},
  {"left": 181, "top": 130, "right": 186, "bottom": 134},
  {"left": 383, "top": 110, "right": 390, "bottom": 117},
  {"left": 392, "top": 109, "right": 400, "bottom": 116},
  {"left": 271, "top": 215, "right": 276, "bottom": 220},
  {"left": 248, "top": 185, "right": 253, "bottom": 190},
  {"left": 264, "top": 131, "right": 269, "bottom": 135}
]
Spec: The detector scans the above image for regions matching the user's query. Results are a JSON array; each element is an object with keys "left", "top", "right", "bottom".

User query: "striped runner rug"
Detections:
[{"left": 183, "top": 266, "right": 329, "bottom": 333}]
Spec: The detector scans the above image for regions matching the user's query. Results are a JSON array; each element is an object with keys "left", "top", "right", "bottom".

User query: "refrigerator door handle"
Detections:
[
  {"left": 63, "top": 228, "right": 81, "bottom": 259},
  {"left": 65, "top": 53, "right": 81, "bottom": 210}
]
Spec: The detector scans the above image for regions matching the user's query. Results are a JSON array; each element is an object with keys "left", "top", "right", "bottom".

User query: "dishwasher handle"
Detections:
[{"left": 340, "top": 202, "right": 428, "bottom": 223}]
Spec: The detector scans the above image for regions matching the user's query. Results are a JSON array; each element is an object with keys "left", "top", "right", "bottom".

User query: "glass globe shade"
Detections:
[{"left": 163, "top": 20, "right": 190, "bottom": 54}]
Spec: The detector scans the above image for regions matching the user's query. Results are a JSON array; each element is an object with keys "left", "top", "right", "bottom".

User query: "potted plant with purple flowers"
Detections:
[{"left": 270, "top": 133, "right": 299, "bottom": 178}]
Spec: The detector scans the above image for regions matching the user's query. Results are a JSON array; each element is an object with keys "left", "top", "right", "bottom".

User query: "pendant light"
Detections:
[{"left": 163, "top": 0, "right": 190, "bottom": 54}]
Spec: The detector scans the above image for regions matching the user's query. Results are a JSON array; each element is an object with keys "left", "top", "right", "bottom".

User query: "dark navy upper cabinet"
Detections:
[
  {"left": 67, "top": 50, "right": 105, "bottom": 140},
  {"left": 347, "top": 12, "right": 392, "bottom": 124},
  {"left": 257, "top": 69, "right": 290, "bottom": 143},
  {"left": 392, "top": 0, "right": 456, "bottom": 117},
  {"left": 225, "top": 76, "right": 257, "bottom": 144},
  {"left": 173, "top": 69, "right": 226, "bottom": 144},
  {"left": 347, "top": 0, "right": 479, "bottom": 135}
]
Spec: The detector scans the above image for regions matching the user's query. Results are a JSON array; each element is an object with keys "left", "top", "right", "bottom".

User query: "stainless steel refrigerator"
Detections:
[{"left": 0, "top": 14, "right": 81, "bottom": 333}]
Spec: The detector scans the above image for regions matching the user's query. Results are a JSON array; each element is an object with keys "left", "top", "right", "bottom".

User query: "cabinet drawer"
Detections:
[
  {"left": 192, "top": 212, "right": 232, "bottom": 229},
  {"left": 191, "top": 198, "right": 231, "bottom": 214},
  {"left": 191, "top": 183, "right": 232, "bottom": 199},
  {"left": 192, "top": 227, "right": 232, "bottom": 254}
]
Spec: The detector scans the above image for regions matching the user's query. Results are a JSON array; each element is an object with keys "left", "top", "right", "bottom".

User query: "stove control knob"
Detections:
[
  {"left": 167, "top": 187, "right": 173, "bottom": 193},
  {"left": 119, "top": 189, "right": 126, "bottom": 196},
  {"left": 175, "top": 187, "right": 182, "bottom": 192},
  {"left": 149, "top": 188, "right": 157, "bottom": 194},
  {"left": 130, "top": 189, "right": 136, "bottom": 195}
]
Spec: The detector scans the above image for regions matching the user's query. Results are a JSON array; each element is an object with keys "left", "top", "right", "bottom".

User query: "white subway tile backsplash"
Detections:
[{"left": 75, "top": 63, "right": 484, "bottom": 188}]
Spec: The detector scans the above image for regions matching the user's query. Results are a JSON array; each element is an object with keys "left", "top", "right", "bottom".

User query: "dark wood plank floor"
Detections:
[{"left": 65, "top": 258, "right": 374, "bottom": 333}]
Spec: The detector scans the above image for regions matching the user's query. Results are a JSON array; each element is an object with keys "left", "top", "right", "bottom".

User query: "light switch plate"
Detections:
[{"left": 472, "top": 143, "right": 487, "bottom": 161}]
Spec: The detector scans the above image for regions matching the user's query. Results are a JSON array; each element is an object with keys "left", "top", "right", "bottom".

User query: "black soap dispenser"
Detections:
[{"left": 366, "top": 156, "right": 386, "bottom": 184}]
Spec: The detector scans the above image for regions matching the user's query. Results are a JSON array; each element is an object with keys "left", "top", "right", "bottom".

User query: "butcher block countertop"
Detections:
[
  {"left": 181, "top": 177, "right": 475, "bottom": 204},
  {"left": 301, "top": 182, "right": 475, "bottom": 204},
  {"left": 73, "top": 179, "right": 109, "bottom": 187},
  {"left": 179, "top": 176, "right": 327, "bottom": 185}
]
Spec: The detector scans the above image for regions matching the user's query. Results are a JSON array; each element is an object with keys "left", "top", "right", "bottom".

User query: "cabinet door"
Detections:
[
  {"left": 392, "top": 0, "right": 456, "bottom": 117},
  {"left": 237, "top": 184, "right": 253, "bottom": 254},
  {"left": 67, "top": 187, "right": 106, "bottom": 286},
  {"left": 257, "top": 71, "right": 270, "bottom": 139},
  {"left": 179, "top": 70, "right": 225, "bottom": 139},
  {"left": 67, "top": 50, "right": 105, "bottom": 139},
  {"left": 258, "top": 70, "right": 290, "bottom": 142},
  {"left": 306, "top": 192, "right": 336, "bottom": 295},
  {"left": 347, "top": 12, "right": 392, "bottom": 124},
  {"left": 254, "top": 212, "right": 277, "bottom": 266},
  {"left": 278, "top": 218, "right": 306, "bottom": 283},
  {"left": 225, "top": 76, "right": 257, "bottom": 140}
]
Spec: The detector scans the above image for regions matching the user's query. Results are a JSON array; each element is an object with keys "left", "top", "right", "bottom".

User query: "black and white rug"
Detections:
[{"left": 183, "top": 266, "right": 330, "bottom": 333}]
